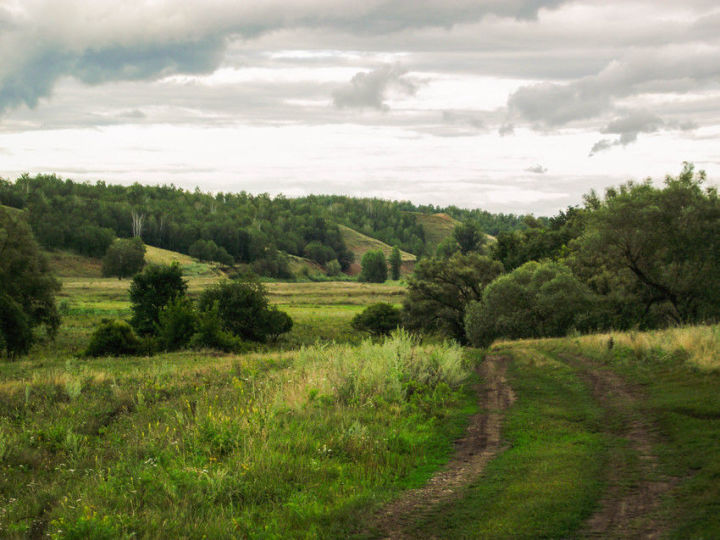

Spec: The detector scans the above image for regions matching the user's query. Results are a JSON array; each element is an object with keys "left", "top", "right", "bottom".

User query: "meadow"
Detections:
[
  {"left": 3, "top": 252, "right": 720, "bottom": 537},
  {"left": 0, "top": 272, "right": 477, "bottom": 538}
]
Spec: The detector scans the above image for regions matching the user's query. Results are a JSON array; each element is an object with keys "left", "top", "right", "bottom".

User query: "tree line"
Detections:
[
  {"left": 400, "top": 163, "right": 720, "bottom": 346},
  {"left": 0, "top": 175, "right": 528, "bottom": 276}
]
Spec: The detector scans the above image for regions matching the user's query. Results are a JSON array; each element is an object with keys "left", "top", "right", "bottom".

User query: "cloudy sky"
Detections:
[{"left": 1, "top": 0, "right": 719, "bottom": 215}]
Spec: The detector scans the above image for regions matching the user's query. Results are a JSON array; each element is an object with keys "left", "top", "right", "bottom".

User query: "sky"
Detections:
[{"left": 1, "top": 1, "right": 720, "bottom": 215}]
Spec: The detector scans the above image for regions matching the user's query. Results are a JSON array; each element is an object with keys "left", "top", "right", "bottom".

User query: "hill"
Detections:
[
  {"left": 338, "top": 225, "right": 416, "bottom": 276},
  {"left": 411, "top": 212, "right": 459, "bottom": 252},
  {"left": 144, "top": 245, "right": 220, "bottom": 277}
]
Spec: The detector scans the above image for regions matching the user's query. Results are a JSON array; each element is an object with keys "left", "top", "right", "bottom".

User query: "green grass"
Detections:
[
  {"left": 411, "top": 347, "right": 607, "bottom": 538},
  {"left": 545, "top": 334, "right": 720, "bottom": 538},
  {"left": 0, "top": 334, "right": 475, "bottom": 538}
]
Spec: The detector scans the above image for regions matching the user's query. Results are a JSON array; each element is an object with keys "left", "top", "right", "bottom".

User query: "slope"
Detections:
[{"left": 338, "top": 224, "right": 416, "bottom": 276}]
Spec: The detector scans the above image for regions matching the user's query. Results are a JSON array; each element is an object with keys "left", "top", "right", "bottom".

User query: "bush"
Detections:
[
  {"left": 198, "top": 279, "right": 293, "bottom": 342},
  {"left": 358, "top": 250, "right": 387, "bottom": 283},
  {"left": 85, "top": 319, "right": 141, "bottom": 357},
  {"left": 130, "top": 263, "right": 188, "bottom": 336},
  {"left": 189, "top": 303, "right": 248, "bottom": 353},
  {"left": 102, "top": 237, "right": 146, "bottom": 279},
  {"left": 464, "top": 261, "right": 598, "bottom": 348},
  {"left": 156, "top": 297, "right": 197, "bottom": 351},
  {"left": 325, "top": 259, "right": 342, "bottom": 277},
  {"left": 352, "top": 303, "right": 402, "bottom": 336},
  {"left": 389, "top": 247, "right": 402, "bottom": 280}
]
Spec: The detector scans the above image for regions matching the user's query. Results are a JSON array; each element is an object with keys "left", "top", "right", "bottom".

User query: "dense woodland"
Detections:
[{"left": 0, "top": 175, "right": 526, "bottom": 276}]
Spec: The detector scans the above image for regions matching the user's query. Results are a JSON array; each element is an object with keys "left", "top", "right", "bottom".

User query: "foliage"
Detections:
[
  {"left": 101, "top": 237, "right": 146, "bottom": 279},
  {"left": 85, "top": 319, "right": 141, "bottom": 356},
  {"left": 358, "top": 250, "right": 387, "bottom": 283},
  {"left": 492, "top": 208, "right": 586, "bottom": 271},
  {"left": 156, "top": 296, "right": 198, "bottom": 351},
  {"left": 188, "top": 239, "right": 234, "bottom": 265},
  {"left": 452, "top": 221, "right": 486, "bottom": 254},
  {"left": 325, "top": 259, "right": 342, "bottom": 276},
  {"left": 435, "top": 235, "right": 460, "bottom": 258},
  {"left": 0, "top": 207, "right": 60, "bottom": 358},
  {"left": 351, "top": 303, "right": 402, "bottom": 336},
  {"left": 389, "top": 246, "right": 402, "bottom": 280},
  {"left": 403, "top": 253, "right": 503, "bottom": 343},
  {"left": 569, "top": 163, "right": 720, "bottom": 327},
  {"left": 129, "top": 263, "right": 188, "bottom": 335},
  {"left": 198, "top": 279, "right": 293, "bottom": 342},
  {"left": 189, "top": 302, "right": 248, "bottom": 352},
  {"left": 464, "top": 261, "right": 598, "bottom": 348}
]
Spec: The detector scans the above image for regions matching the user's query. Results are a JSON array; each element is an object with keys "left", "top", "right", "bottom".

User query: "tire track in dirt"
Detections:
[
  {"left": 369, "top": 354, "right": 516, "bottom": 539},
  {"left": 563, "top": 354, "right": 673, "bottom": 539}
]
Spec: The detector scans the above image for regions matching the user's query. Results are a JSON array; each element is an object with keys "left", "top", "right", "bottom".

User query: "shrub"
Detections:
[
  {"left": 156, "top": 297, "right": 197, "bottom": 351},
  {"left": 130, "top": 263, "right": 188, "bottom": 335},
  {"left": 189, "top": 303, "right": 248, "bottom": 353},
  {"left": 325, "top": 259, "right": 342, "bottom": 277},
  {"left": 358, "top": 250, "right": 387, "bottom": 283},
  {"left": 352, "top": 303, "right": 402, "bottom": 336},
  {"left": 198, "top": 279, "right": 293, "bottom": 342},
  {"left": 102, "top": 237, "right": 146, "bottom": 279},
  {"left": 85, "top": 319, "right": 141, "bottom": 357}
]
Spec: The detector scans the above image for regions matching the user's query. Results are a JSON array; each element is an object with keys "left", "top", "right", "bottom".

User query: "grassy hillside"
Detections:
[
  {"left": 338, "top": 224, "right": 415, "bottom": 275},
  {"left": 411, "top": 212, "right": 458, "bottom": 252},
  {"left": 44, "top": 250, "right": 103, "bottom": 278}
]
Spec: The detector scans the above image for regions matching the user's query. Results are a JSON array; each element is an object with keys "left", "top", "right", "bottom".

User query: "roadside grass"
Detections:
[
  {"left": 0, "top": 333, "right": 476, "bottom": 538},
  {"left": 410, "top": 347, "right": 607, "bottom": 538}
]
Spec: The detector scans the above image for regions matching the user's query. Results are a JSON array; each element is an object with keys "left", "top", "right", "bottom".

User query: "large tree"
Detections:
[
  {"left": 0, "top": 207, "right": 60, "bottom": 358},
  {"left": 569, "top": 163, "right": 720, "bottom": 326},
  {"left": 403, "top": 252, "right": 503, "bottom": 343},
  {"left": 130, "top": 263, "right": 188, "bottom": 335},
  {"left": 358, "top": 250, "right": 388, "bottom": 283}
]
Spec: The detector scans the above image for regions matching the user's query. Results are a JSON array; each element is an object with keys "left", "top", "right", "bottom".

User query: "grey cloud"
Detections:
[
  {"left": 525, "top": 164, "right": 547, "bottom": 174},
  {"left": 0, "top": 0, "right": 568, "bottom": 115},
  {"left": 499, "top": 123, "right": 515, "bottom": 136},
  {"left": 508, "top": 47, "right": 720, "bottom": 128},
  {"left": 333, "top": 65, "right": 417, "bottom": 110},
  {"left": 442, "top": 110, "right": 485, "bottom": 129},
  {"left": 589, "top": 109, "right": 697, "bottom": 155}
]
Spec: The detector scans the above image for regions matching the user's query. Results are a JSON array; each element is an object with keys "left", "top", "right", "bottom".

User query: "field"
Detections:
[{"left": 3, "top": 257, "right": 720, "bottom": 537}]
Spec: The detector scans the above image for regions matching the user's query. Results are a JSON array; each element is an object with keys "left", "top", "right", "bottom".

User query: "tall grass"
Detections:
[{"left": 0, "top": 332, "right": 474, "bottom": 538}]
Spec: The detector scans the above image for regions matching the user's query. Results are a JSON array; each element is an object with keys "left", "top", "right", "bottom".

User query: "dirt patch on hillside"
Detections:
[
  {"left": 368, "top": 355, "right": 515, "bottom": 539},
  {"left": 565, "top": 354, "right": 673, "bottom": 539}
]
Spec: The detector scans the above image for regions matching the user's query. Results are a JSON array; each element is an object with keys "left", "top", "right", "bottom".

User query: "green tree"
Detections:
[
  {"left": 198, "top": 279, "right": 292, "bottom": 342},
  {"left": 453, "top": 221, "right": 485, "bottom": 254},
  {"left": 464, "top": 261, "right": 598, "bottom": 348},
  {"left": 569, "top": 163, "right": 720, "bottom": 326},
  {"left": 389, "top": 246, "right": 402, "bottom": 280},
  {"left": 352, "top": 303, "right": 402, "bottom": 336},
  {"left": 130, "top": 263, "right": 188, "bottom": 335},
  {"left": 156, "top": 296, "right": 198, "bottom": 351},
  {"left": 403, "top": 252, "right": 503, "bottom": 343},
  {"left": 102, "top": 237, "right": 146, "bottom": 279},
  {"left": 0, "top": 208, "right": 60, "bottom": 358},
  {"left": 358, "top": 250, "right": 387, "bottom": 283}
]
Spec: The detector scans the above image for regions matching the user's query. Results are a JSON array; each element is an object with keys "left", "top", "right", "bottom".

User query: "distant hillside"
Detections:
[
  {"left": 144, "top": 245, "right": 221, "bottom": 277},
  {"left": 44, "top": 250, "right": 102, "bottom": 278},
  {"left": 339, "top": 225, "right": 416, "bottom": 276},
  {"left": 412, "top": 212, "right": 459, "bottom": 252}
]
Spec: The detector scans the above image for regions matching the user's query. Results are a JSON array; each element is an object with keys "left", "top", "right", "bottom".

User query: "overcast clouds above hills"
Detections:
[{"left": 1, "top": 0, "right": 719, "bottom": 214}]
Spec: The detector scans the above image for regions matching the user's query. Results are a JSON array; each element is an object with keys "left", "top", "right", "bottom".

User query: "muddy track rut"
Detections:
[
  {"left": 369, "top": 354, "right": 516, "bottom": 539},
  {"left": 563, "top": 354, "right": 673, "bottom": 539}
]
